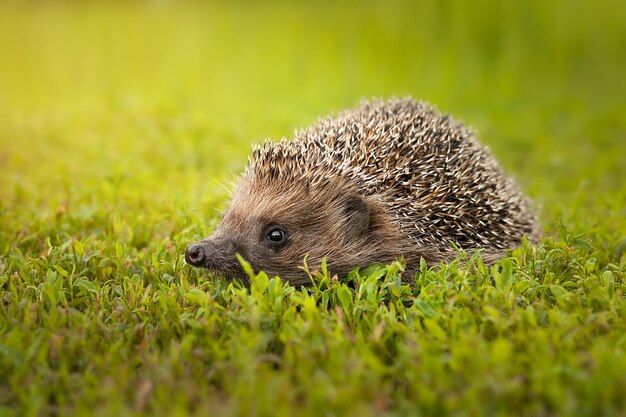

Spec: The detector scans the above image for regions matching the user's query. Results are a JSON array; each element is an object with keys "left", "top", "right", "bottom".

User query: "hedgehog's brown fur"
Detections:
[{"left": 185, "top": 98, "right": 539, "bottom": 285}]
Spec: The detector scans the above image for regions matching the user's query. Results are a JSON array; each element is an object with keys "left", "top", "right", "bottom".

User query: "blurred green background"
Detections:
[{"left": 1, "top": 0, "right": 625, "bottom": 245}]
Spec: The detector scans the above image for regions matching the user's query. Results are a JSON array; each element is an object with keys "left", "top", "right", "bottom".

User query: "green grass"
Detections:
[{"left": 1, "top": 1, "right": 626, "bottom": 416}]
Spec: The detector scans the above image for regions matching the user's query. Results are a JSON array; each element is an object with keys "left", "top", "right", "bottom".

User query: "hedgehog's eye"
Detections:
[{"left": 265, "top": 227, "right": 287, "bottom": 244}]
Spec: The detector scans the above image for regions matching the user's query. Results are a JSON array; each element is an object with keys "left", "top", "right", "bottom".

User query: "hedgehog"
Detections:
[{"left": 185, "top": 98, "right": 539, "bottom": 285}]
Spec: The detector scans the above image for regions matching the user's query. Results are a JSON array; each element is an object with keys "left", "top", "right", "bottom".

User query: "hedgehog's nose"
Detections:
[{"left": 185, "top": 243, "right": 206, "bottom": 266}]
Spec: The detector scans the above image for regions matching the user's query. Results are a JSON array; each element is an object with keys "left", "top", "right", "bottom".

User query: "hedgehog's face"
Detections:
[{"left": 185, "top": 179, "right": 386, "bottom": 285}]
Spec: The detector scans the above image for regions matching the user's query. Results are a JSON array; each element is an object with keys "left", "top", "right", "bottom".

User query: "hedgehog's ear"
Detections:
[{"left": 344, "top": 196, "right": 370, "bottom": 240}]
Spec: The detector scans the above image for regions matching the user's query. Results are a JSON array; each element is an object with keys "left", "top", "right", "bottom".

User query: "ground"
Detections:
[{"left": 1, "top": 1, "right": 625, "bottom": 416}]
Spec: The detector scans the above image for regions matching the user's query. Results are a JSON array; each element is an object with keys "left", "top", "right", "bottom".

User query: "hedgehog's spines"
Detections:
[{"left": 246, "top": 98, "right": 538, "bottom": 256}]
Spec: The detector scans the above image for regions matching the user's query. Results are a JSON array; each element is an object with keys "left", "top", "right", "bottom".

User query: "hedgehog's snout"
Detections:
[
  {"left": 185, "top": 243, "right": 207, "bottom": 266},
  {"left": 185, "top": 238, "right": 239, "bottom": 270}
]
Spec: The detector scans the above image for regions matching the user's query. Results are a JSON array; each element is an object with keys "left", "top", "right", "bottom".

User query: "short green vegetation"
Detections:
[{"left": 1, "top": 1, "right": 625, "bottom": 416}]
